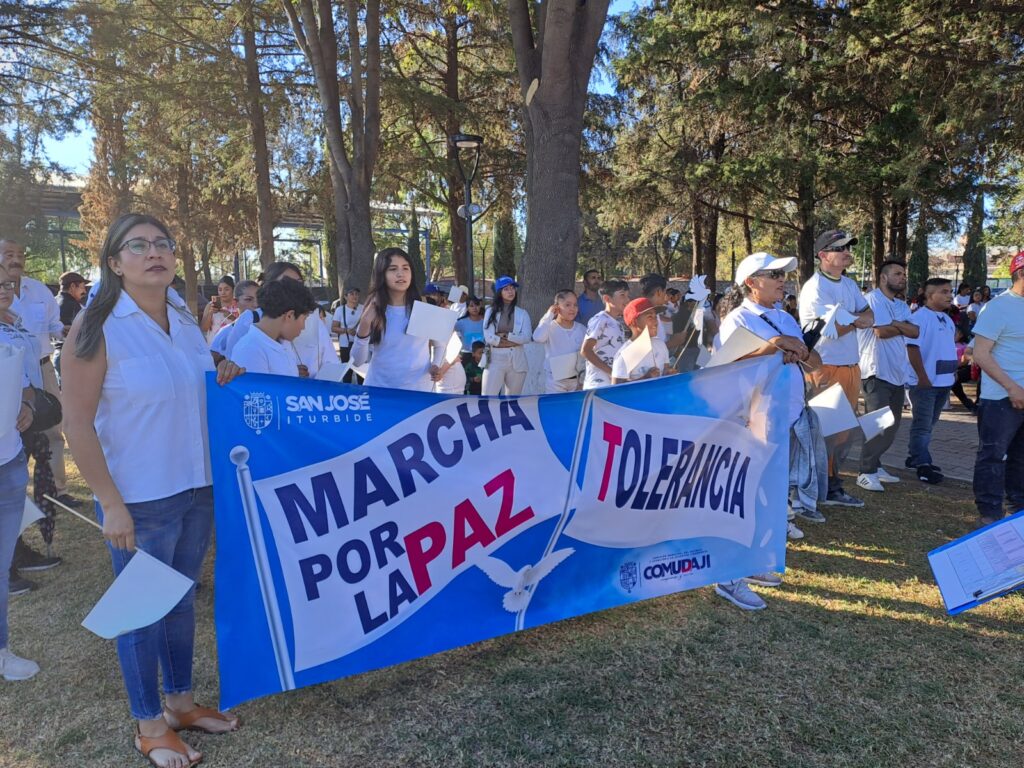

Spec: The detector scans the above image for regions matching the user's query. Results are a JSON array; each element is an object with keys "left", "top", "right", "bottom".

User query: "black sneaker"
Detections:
[
  {"left": 917, "top": 464, "right": 944, "bottom": 484},
  {"left": 54, "top": 493, "right": 82, "bottom": 509},
  {"left": 14, "top": 540, "right": 62, "bottom": 572},
  {"left": 822, "top": 489, "right": 865, "bottom": 508},
  {"left": 906, "top": 458, "right": 943, "bottom": 473},
  {"left": 8, "top": 574, "right": 36, "bottom": 596}
]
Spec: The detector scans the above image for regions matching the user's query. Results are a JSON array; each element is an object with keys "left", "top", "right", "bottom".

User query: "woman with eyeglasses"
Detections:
[
  {"left": 0, "top": 262, "right": 42, "bottom": 681},
  {"left": 62, "top": 214, "right": 244, "bottom": 768}
]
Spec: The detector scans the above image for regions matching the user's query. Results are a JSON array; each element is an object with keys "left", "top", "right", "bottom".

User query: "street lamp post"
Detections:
[{"left": 449, "top": 132, "right": 484, "bottom": 296}]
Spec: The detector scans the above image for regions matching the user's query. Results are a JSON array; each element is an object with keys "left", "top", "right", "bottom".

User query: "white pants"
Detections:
[
  {"left": 435, "top": 364, "right": 467, "bottom": 395},
  {"left": 41, "top": 358, "right": 67, "bottom": 493},
  {"left": 545, "top": 375, "right": 580, "bottom": 394},
  {"left": 482, "top": 348, "right": 526, "bottom": 396}
]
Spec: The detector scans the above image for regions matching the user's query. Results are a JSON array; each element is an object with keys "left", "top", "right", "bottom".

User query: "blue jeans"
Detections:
[
  {"left": 973, "top": 398, "right": 1024, "bottom": 520},
  {"left": 0, "top": 452, "right": 29, "bottom": 649},
  {"left": 97, "top": 486, "right": 214, "bottom": 720},
  {"left": 907, "top": 386, "right": 950, "bottom": 467}
]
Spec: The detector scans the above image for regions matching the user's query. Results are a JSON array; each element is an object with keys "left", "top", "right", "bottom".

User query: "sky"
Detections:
[{"left": 44, "top": 1, "right": 641, "bottom": 175}]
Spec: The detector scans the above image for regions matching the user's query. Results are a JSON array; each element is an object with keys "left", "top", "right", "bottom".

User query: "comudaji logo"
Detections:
[
  {"left": 641, "top": 551, "right": 711, "bottom": 582},
  {"left": 284, "top": 392, "right": 373, "bottom": 425}
]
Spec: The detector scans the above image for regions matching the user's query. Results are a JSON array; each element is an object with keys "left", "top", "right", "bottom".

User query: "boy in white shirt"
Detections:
[
  {"left": 611, "top": 298, "right": 674, "bottom": 383},
  {"left": 581, "top": 280, "right": 630, "bottom": 390},
  {"left": 232, "top": 279, "right": 318, "bottom": 377},
  {"left": 906, "top": 278, "right": 957, "bottom": 483}
]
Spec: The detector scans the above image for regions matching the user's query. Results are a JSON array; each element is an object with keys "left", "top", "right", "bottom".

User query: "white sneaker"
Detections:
[
  {"left": 856, "top": 473, "right": 885, "bottom": 492},
  {"left": 787, "top": 521, "right": 804, "bottom": 540},
  {"left": 876, "top": 466, "right": 900, "bottom": 483},
  {"left": 0, "top": 647, "right": 39, "bottom": 681},
  {"left": 714, "top": 580, "right": 767, "bottom": 610},
  {"left": 745, "top": 572, "right": 783, "bottom": 587}
]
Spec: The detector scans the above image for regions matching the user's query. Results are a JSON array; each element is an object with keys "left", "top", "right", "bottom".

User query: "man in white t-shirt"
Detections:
[
  {"left": 798, "top": 230, "right": 874, "bottom": 507},
  {"left": 855, "top": 260, "right": 919, "bottom": 492},
  {"left": 0, "top": 240, "right": 79, "bottom": 518},
  {"left": 581, "top": 280, "right": 629, "bottom": 390},
  {"left": 906, "top": 278, "right": 957, "bottom": 484},
  {"left": 971, "top": 251, "right": 1024, "bottom": 524}
]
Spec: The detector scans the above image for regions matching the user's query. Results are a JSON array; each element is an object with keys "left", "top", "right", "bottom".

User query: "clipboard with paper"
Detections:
[{"left": 928, "top": 510, "right": 1024, "bottom": 614}]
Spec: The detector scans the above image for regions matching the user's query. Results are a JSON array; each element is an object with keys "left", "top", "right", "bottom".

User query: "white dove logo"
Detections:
[{"left": 475, "top": 548, "right": 576, "bottom": 613}]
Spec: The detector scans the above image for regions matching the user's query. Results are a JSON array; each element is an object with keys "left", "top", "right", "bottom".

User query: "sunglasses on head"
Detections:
[{"left": 754, "top": 269, "right": 787, "bottom": 280}]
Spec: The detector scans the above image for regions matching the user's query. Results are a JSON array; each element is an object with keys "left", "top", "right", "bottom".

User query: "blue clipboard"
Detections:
[{"left": 928, "top": 509, "right": 1024, "bottom": 614}]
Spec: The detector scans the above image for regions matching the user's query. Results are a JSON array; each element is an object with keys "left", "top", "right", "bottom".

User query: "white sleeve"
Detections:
[
  {"left": 44, "top": 290, "right": 63, "bottom": 336},
  {"left": 611, "top": 348, "right": 628, "bottom": 380},
  {"left": 225, "top": 311, "right": 254, "bottom": 356},
  {"left": 317, "top": 320, "right": 335, "bottom": 363},
  {"left": 482, "top": 308, "right": 500, "bottom": 345},
  {"left": 350, "top": 334, "right": 371, "bottom": 366},
  {"left": 798, "top": 278, "right": 826, "bottom": 325},
  {"left": 532, "top": 310, "right": 555, "bottom": 343},
  {"left": 231, "top": 340, "right": 268, "bottom": 374}
]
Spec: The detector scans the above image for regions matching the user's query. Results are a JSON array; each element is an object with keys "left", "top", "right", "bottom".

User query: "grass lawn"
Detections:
[{"left": 1, "top": 451, "right": 1021, "bottom": 768}]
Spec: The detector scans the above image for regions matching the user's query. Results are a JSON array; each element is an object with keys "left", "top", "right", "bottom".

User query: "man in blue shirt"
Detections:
[{"left": 577, "top": 269, "right": 603, "bottom": 326}]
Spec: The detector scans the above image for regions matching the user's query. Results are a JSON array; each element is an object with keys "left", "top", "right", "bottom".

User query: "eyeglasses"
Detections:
[
  {"left": 826, "top": 246, "right": 851, "bottom": 254},
  {"left": 754, "top": 269, "right": 787, "bottom": 280},
  {"left": 118, "top": 237, "right": 176, "bottom": 256},
  {"left": 0, "top": 280, "right": 15, "bottom": 291}
]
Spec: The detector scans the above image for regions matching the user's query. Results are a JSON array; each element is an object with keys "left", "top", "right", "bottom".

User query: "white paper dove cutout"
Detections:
[
  {"left": 475, "top": 548, "right": 575, "bottom": 612},
  {"left": 820, "top": 304, "right": 857, "bottom": 339},
  {"left": 685, "top": 275, "right": 711, "bottom": 305}
]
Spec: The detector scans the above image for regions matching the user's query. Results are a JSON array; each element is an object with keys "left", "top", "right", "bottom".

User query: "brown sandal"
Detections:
[
  {"left": 135, "top": 726, "right": 202, "bottom": 767},
  {"left": 163, "top": 705, "right": 240, "bottom": 734}
]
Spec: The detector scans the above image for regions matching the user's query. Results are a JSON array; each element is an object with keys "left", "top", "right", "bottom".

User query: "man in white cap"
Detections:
[
  {"left": 798, "top": 230, "right": 874, "bottom": 508},
  {"left": 714, "top": 252, "right": 824, "bottom": 611}
]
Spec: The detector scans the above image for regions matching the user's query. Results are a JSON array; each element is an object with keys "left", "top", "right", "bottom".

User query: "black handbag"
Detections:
[{"left": 25, "top": 386, "right": 62, "bottom": 433}]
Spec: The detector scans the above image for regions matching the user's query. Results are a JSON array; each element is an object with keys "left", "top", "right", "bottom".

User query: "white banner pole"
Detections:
[
  {"left": 515, "top": 390, "right": 596, "bottom": 631},
  {"left": 230, "top": 446, "right": 296, "bottom": 692}
]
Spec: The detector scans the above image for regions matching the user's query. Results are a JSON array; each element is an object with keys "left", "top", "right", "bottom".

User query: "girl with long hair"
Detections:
[
  {"left": 62, "top": 213, "right": 244, "bottom": 768},
  {"left": 482, "top": 276, "right": 532, "bottom": 395},
  {"left": 351, "top": 248, "right": 441, "bottom": 391}
]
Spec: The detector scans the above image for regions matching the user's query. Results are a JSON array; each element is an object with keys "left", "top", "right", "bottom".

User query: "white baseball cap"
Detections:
[{"left": 734, "top": 252, "right": 797, "bottom": 287}]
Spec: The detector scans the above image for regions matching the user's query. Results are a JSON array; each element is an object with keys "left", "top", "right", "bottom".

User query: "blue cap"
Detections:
[
  {"left": 424, "top": 282, "right": 441, "bottom": 295},
  {"left": 493, "top": 276, "right": 519, "bottom": 292}
]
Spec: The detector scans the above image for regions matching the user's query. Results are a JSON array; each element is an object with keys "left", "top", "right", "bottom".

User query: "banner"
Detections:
[{"left": 208, "top": 355, "right": 793, "bottom": 709}]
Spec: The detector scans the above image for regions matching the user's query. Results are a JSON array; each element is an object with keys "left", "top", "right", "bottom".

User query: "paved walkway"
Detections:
[{"left": 847, "top": 396, "right": 979, "bottom": 482}]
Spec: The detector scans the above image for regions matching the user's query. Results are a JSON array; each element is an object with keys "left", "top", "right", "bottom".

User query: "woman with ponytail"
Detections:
[
  {"left": 350, "top": 247, "right": 442, "bottom": 391},
  {"left": 62, "top": 214, "right": 243, "bottom": 768}
]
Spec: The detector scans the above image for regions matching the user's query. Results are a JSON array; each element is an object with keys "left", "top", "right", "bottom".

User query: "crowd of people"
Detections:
[{"left": 1, "top": 213, "right": 1022, "bottom": 767}]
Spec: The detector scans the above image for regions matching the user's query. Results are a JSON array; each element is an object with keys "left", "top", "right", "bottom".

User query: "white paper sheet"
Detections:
[
  {"left": 695, "top": 346, "right": 712, "bottom": 369},
  {"left": 444, "top": 332, "right": 463, "bottom": 365},
  {"left": 447, "top": 285, "right": 464, "bottom": 304},
  {"left": 314, "top": 361, "right": 350, "bottom": 382},
  {"left": 929, "top": 513, "right": 1024, "bottom": 612},
  {"left": 82, "top": 549, "right": 195, "bottom": 640},
  {"left": 620, "top": 327, "right": 652, "bottom": 374},
  {"left": 19, "top": 496, "right": 45, "bottom": 535},
  {"left": 808, "top": 382, "right": 859, "bottom": 437},
  {"left": 549, "top": 351, "right": 580, "bottom": 380},
  {"left": 0, "top": 344, "right": 25, "bottom": 439},
  {"left": 406, "top": 300, "right": 458, "bottom": 342},
  {"left": 350, "top": 361, "right": 370, "bottom": 380},
  {"left": 705, "top": 326, "right": 765, "bottom": 368},
  {"left": 859, "top": 406, "right": 896, "bottom": 442}
]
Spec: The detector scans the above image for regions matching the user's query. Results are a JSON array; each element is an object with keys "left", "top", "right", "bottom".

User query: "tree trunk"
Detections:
[
  {"left": 243, "top": 5, "right": 277, "bottom": 269},
  {"left": 699, "top": 203, "right": 718, "bottom": 279},
  {"left": 175, "top": 159, "right": 198, "bottom": 315},
  {"left": 742, "top": 210, "right": 753, "bottom": 256},
  {"left": 962, "top": 189, "right": 987, "bottom": 289},
  {"left": 690, "top": 193, "right": 702, "bottom": 277},
  {"left": 796, "top": 169, "right": 816, "bottom": 282},
  {"left": 907, "top": 206, "right": 929, "bottom": 296},
  {"left": 887, "top": 201, "right": 899, "bottom": 257},
  {"left": 895, "top": 199, "right": 910, "bottom": 261},
  {"left": 871, "top": 188, "right": 885, "bottom": 272},
  {"left": 508, "top": 0, "right": 611, "bottom": 322}
]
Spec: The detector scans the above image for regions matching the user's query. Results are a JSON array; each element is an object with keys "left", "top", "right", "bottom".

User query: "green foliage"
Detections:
[{"left": 961, "top": 191, "right": 987, "bottom": 289}]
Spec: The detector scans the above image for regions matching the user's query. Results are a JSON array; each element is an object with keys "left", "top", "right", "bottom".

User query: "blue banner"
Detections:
[{"left": 207, "top": 356, "right": 793, "bottom": 709}]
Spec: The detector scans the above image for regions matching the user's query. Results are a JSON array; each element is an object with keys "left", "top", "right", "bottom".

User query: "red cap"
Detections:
[
  {"left": 623, "top": 298, "right": 664, "bottom": 327},
  {"left": 1011, "top": 250, "right": 1024, "bottom": 275}
]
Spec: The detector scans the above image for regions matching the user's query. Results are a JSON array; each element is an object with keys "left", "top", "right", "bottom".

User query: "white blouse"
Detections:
[
  {"left": 350, "top": 304, "right": 442, "bottom": 391},
  {"left": 95, "top": 291, "right": 214, "bottom": 503}
]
